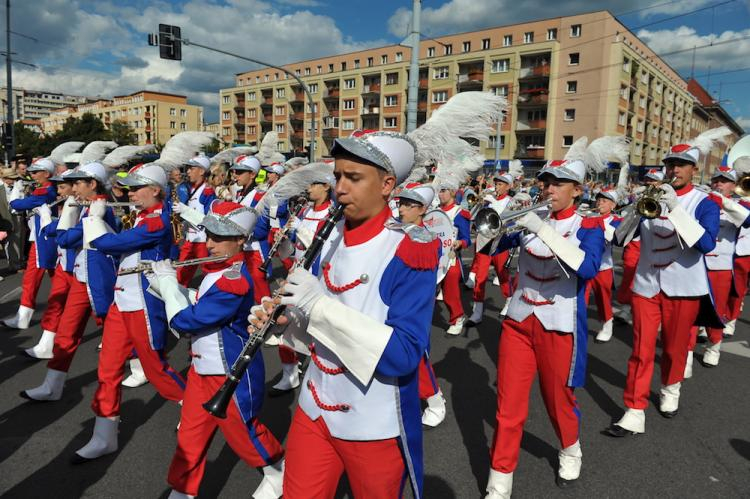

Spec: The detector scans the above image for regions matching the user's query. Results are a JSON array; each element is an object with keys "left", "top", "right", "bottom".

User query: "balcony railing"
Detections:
[
  {"left": 519, "top": 65, "right": 550, "bottom": 79},
  {"left": 363, "top": 83, "right": 381, "bottom": 94},
  {"left": 361, "top": 107, "right": 380, "bottom": 116},
  {"left": 516, "top": 146, "right": 545, "bottom": 159},
  {"left": 322, "top": 128, "right": 340, "bottom": 139},
  {"left": 516, "top": 119, "right": 547, "bottom": 130}
]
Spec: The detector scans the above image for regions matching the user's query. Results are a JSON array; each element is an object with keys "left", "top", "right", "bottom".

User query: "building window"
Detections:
[
  {"left": 488, "top": 135, "right": 505, "bottom": 149},
  {"left": 641, "top": 71, "right": 649, "bottom": 84},
  {"left": 462, "top": 41, "right": 471, "bottom": 52},
  {"left": 492, "top": 85, "right": 508, "bottom": 97},
  {"left": 524, "top": 32, "right": 534, "bottom": 44},
  {"left": 341, "top": 61, "right": 347, "bottom": 71},
  {"left": 276, "top": 88, "right": 285, "bottom": 98},
  {"left": 278, "top": 142, "right": 286, "bottom": 151},
  {"left": 637, "top": 120, "right": 644, "bottom": 132},
  {"left": 482, "top": 38, "right": 490, "bottom": 50},
  {"left": 309, "top": 83, "right": 318, "bottom": 94},
  {"left": 342, "top": 119, "right": 355, "bottom": 130},
  {"left": 223, "top": 127, "right": 230, "bottom": 136},
  {"left": 547, "top": 28, "right": 557, "bottom": 40},
  {"left": 623, "top": 57, "right": 631, "bottom": 72},
  {"left": 385, "top": 95, "right": 398, "bottom": 107},
  {"left": 563, "top": 135, "right": 574, "bottom": 147},
  {"left": 443, "top": 44, "right": 453, "bottom": 55},
  {"left": 568, "top": 52, "right": 580, "bottom": 65},
  {"left": 381, "top": 54, "right": 388, "bottom": 64},
  {"left": 432, "top": 90, "right": 448, "bottom": 103},
  {"left": 304, "top": 67, "right": 311, "bottom": 76},
  {"left": 222, "top": 95, "right": 230, "bottom": 104},
  {"left": 169, "top": 121, "right": 176, "bottom": 129},
  {"left": 317, "top": 65, "right": 322, "bottom": 74},
  {"left": 170, "top": 108, "right": 176, "bottom": 116},
  {"left": 566, "top": 81, "right": 577, "bottom": 93},
  {"left": 249, "top": 109, "right": 257, "bottom": 118},
  {"left": 503, "top": 35, "right": 512, "bottom": 47},
  {"left": 354, "top": 59, "right": 360, "bottom": 69},
  {"left": 564, "top": 109, "right": 575, "bottom": 121},
  {"left": 222, "top": 111, "right": 230, "bottom": 120},
  {"left": 276, "top": 124, "right": 285, "bottom": 133},
  {"left": 275, "top": 105, "right": 285, "bottom": 115},
  {"left": 639, "top": 96, "right": 646, "bottom": 108},
  {"left": 570, "top": 24, "right": 581, "bottom": 37},
  {"left": 248, "top": 91, "right": 256, "bottom": 101},
  {"left": 384, "top": 117, "right": 398, "bottom": 128},
  {"left": 386, "top": 72, "right": 399, "bottom": 85},
  {"left": 344, "top": 78, "right": 356, "bottom": 89},
  {"left": 491, "top": 59, "right": 510, "bottom": 73},
  {"left": 307, "top": 103, "right": 318, "bottom": 113},
  {"left": 180, "top": 122, "right": 187, "bottom": 131},
  {"left": 256, "top": 76, "right": 260, "bottom": 83},
  {"left": 618, "top": 112, "right": 627, "bottom": 126},
  {"left": 396, "top": 52, "right": 403, "bottom": 62},
  {"left": 343, "top": 99, "right": 355, "bottom": 110},
  {"left": 427, "top": 47, "right": 435, "bottom": 57},
  {"left": 249, "top": 125, "right": 256, "bottom": 134},
  {"left": 367, "top": 57, "right": 373, "bottom": 67},
  {"left": 433, "top": 66, "right": 449, "bottom": 79},
  {"left": 328, "top": 63, "right": 334, "bottom": 72}
]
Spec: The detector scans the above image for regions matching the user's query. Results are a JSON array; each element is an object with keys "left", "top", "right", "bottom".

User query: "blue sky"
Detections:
[{"left": 5, "top": 0, "right": 750, "bottom": 130}]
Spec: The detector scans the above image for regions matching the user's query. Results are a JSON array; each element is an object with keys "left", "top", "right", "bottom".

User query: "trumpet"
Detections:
[
  {"left": 475, "top": 199, "right": 552, "bottom": 240},
  {"left": 735, "top": 174, "right": 750, "bottom": 197},
  {"left": 117, "top": 254, "right": 230, "bottom": 276},
  {"left": 635, "top": 185, "right": 664, "bottom": 219}
]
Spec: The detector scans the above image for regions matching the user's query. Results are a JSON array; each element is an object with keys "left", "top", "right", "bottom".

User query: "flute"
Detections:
[{"left": 117, "top": 254, "right": 229, "bottom": 276}]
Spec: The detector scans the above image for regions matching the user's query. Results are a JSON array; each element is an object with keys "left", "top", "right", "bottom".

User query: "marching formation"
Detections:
[{"left": 2, "top": 90, "right": 749, "bottom": 498}]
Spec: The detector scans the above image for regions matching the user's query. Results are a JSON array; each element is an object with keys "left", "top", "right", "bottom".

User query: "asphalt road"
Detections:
[{"left": 1, "top": 252, "right": 749, "bottom": 498}]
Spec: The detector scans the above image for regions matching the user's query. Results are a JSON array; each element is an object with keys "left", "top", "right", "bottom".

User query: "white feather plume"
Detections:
[
  {"left": 399, "top": 166, "right": 428, "bottom": 188},
  {"left": 734, "top": 156, "right": 750, "bottom": 176},
  {"left": 431, "top": 138, "right": 485, "bottom": 191},
  {"left": 80, "top": 141, "right": 118, "bottom": 165},
  {"left": 103, "top": 144, "right": 156, "bottom": 168},
  {"left": 586, "top": 136, "right": 630, "bottom": 174},
  {"left": 270, "top": 152, "right": 287, "bottom": 164},
  {"left": 563, "top": 137, "right": 589, "bottom": 163},
  {"left": 688, "top": 126, "right": 732, "bottom": 156},
  {"left": 615, "top": 162, "right": 631, "bottom": 202},
  {"left": 48, "top": 141, "right": 85, "bottom": 164},
  {"left": 508, "top": 159, "right": 524, "bottom": 179},
  {"left": 254, "top": 162, "right": 334, "bottom": 216},
  {"left": 285, "top": 157, "right": 309, "bottom": 172},
  {"left": 158, "top": 131, "right": 215, "bottom": 169},
  {"left": 255, "top": 132, "right": 279, "bottom": 165},
  {"left": 210, "top": 146, "right": 257, "bottom": 165},
  {"left": 409, "top": 91, "right": 506, "bottom": 168}
]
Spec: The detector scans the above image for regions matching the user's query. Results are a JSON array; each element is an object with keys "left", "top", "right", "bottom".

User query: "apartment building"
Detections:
[
  {"left": 0, "top": 87, "right": 93, "bottom": 122},
  {"left": 41, "top": 91, "right": 204, "bottom": 146}
]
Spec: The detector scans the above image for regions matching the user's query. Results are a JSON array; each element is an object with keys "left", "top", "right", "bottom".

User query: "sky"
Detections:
[{"left": 4, "top": 0, "right": 750, "bottom": 130}]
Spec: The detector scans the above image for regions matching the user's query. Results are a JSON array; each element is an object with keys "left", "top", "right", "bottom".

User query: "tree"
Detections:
[
  {"left": 203, "top": 138, "right": 222, "bottom": 155},
  {"left": 109, "top": 120, "right": 137, "bottom": 146},
  {"left": 1, "top": 122, "right": 44, "bottom": 159},
  {"left": 40, "top": 112, "right": 112, "bottom": 155}
]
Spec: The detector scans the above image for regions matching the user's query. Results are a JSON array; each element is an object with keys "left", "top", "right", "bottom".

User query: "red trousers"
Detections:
[
  {"left": 243, "top": 250, "right": 272, "bottom": 304},
  {"left": 418, "top": 354, "right": 440, "bottom": 400},
  {"left": 729, "top": 255, "right": 750, "bottom": 320},
  {"left": 624, "top": 292, "right": 701, "bottom": 410},
  {"left": 490, "top": 315, "right": 579, "bottom": 472},
  {"left": 616, "top": 241, "right": 640, "bottom": 305},
  {"left": 441, "top": 260, "right": 464, "bottom": 324},
  {"left": 40, "top": 265, "right": 73, "bottom": 332},
  {"left": 586, "top": 268, "right": 614, "bottom": 322},
  {"left": 20, "top": 242, "right": 54, "bottom": 309},
  {"left": 168, "top": 367, "right": 283, "bottom": 496},
  {"left": 177, "top": 241, "right": 209, "bottom": 286},
  {"left": 284, "top": 408, "right": 406, "bottom": 499},
  {"left": 47, "top": 278, "right": 93, "bottom": 372},
  {"left": 92, "top": 304, "right": 186, "bottom": 417},
  {"left": 279, "top": 345, "right": 298, "bottom": 364},
  {"left": 706, "top": 270, "right": 732, "bottom": 343},
  {"left": 470, "top": 250, "right": 511, "bottom": 302}
]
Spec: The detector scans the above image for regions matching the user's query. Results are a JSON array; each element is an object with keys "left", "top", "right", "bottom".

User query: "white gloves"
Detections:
[
  {"left": 57, "top": 196, "right": 79, "bottom": 231},
  {"left": 34, "top": 203, "right": 53, "bottom": 229},
  {"left": 719, "top": 196, "right": 750, "bottom": 228},
  {"left": 87, "top": 199, "right": 107, "bottom": 219},
  {"left": 279, "top": 268, "right": 325, "bottom": 315},
  {"left": 171, "top": 202, "right": 183, "bottom": 214},
  {"left": 148, "top": 260, "right": 189, "bottom": 323},
  {"left": 177, "top": 202, "right": 205, "bottom": 227},
  {"left": 660, "top": 184, "right": 679, "bottom": 211},
  {"left": 516, "top": 211, "right": 545, "bottom": 234}
]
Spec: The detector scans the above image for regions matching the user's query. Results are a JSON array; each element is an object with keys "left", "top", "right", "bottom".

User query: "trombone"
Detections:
[{"left": 474, "top": 199, "right": 552, "bottom": 240}]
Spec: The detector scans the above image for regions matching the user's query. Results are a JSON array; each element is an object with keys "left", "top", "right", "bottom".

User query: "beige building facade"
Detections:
[{"left": 41, "top": 91, "right": 204, "bottom": 146}]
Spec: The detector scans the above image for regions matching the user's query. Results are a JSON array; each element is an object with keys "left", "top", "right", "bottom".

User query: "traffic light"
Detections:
[
  {"left": 148, "top": 24, "right": 182, "bottom": 61},
  {"left": 2, "top": 123, "right": 12, "bottom": 150}
]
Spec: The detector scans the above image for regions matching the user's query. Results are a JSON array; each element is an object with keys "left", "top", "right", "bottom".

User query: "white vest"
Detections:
[
  {"left": 599, "top": 214, "right": 616, "bottom": 271},
  {"left": 507, "top": 211, "right": 583, "bottom": 333},
  {"left": 737, "top": 225, "right": 750, "bottom": 256},
  {"left": 294, "top": 203, "right": 328, "bottom": 261},
  {"left": 633, "top": 188, "right": 710, "bottom": 298},
  {"left": 186, "top": 182, "right": 208, "bottom": 243},
  {"left": 705, "top": 209, "right": 736, "bottom": 271},
  {"left": 299, "top": 224, "right": 405, "bottom": 441},
  {"left": 114, "top": 209, "right": 163, "bottom": 311},
  {"left": 189, "top": 269, "right": 226, "bottom": 375},
  {"left": 237, "top": 187, "right": 261, "bottom": 251}
]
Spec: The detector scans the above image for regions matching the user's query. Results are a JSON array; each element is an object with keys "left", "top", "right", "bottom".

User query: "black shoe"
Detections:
[
  {"left": 605, "top": 424, "right": 637, "bottom": 438},
  {"left": 268, "top": 385, "right": 297, "bottom": 398},
  {"left": 19, "top": 390, "right": 34, "bottom": 401},
  {"left": 70, "top": 452, "right": 91, "bottom": 465},
  {"left": 556, "top": 475, "right": 577, "bottom": 489},
  {"left": 658, "top": 408, "right": 678, "bottom": 419}
]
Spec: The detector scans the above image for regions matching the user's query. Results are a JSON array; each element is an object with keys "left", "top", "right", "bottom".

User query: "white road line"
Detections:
[{"left": 721, "top": 340, "right": 750, "bottom": 359}]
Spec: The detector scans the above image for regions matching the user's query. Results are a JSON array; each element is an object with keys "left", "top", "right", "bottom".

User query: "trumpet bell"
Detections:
[
  {"left": 635, "top": 185, "right": 663, "bottom": 219},
  {"left": 735, "top": 174, "right": 750, "bottom": 197},
  {"left": 475, "top": 207, "right": 501, "bottom": 239}
]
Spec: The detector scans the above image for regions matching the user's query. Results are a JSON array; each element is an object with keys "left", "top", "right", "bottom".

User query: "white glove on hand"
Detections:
[
  {"left": 516, "top": 211, "right": 545, "bottom": 234},
  {"left": 279, "top": 268, "right": 325, "bottom": 315},
  {"left": 149, "top": 259, "right": 188, "bottom": 322},
  {"left": 88, "top": 199, "right": 107, "bottom": 219},
  {"left": 151, "top": 259, "right": 177, "bottom": 280},
  {"left": 633, "top": 186, "right": 646, "bottom": 195},
  {"left": 660, "top": 184, "right": 679, "bottom": 211},
  {"left": 34, "top": 203, "right": 53, "bottom": 229},
  {"left": 178, "top": 202, "right": 205, "bottom": 227},
  {"left": 720, "top": 196, "right": 750, "bottom": 228},
  {"left": 172, "top": 202, "right": 183, "bottom": 214},
  {"left": 512, "top": 192, "right": 532, "bottom": 206},
  {"left": 57, "top": 196, "right": 79, "bottom": 230}
]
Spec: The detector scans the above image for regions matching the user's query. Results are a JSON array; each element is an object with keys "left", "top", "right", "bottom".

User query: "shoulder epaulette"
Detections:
[
  {"left": 581, "top": 216, "right": 605, "bottom": 230},
  {"left": 458, "top": 209, "right": 472, "bottom": 220},
  {"left": 707, "top": 192, "right": 723, "bottom": 208},
  {"left": 215, "top": 265, "right": 250, "bottom": 295},
  {"left": 395, "top": 235, "right": 440, "bottom": 270},
  {"left": 139, "top": 212, "right": 165, "bottom": 233}
]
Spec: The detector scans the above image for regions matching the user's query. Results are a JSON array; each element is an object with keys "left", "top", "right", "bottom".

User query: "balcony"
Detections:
[
  {"left": 457, "top": 70, "right": 484, "bottom": 90},
  {"left": 260, "top": 100, "right": 273, "bottom": 110},
  {"left": 323, "top": 88, "right": 340, "bottom": 100},
  {"left": 516, "top": 146, "right": 545, "bottom": 159},
  {"left": 233, "top": 103, "right": 245, "bottom": 112},
  {"left": 519, "top": 64, "right": 550, "bottom": 79},
  {"left": 516, "top": 119, "right": 547, "bottom": 131},
  {"left": 144, "top": 112, "right": 151, "bottom": 119},
  {"left": 517, "top": 90, "right": 549, "bottom": 106},
  {"left": 362, "top": 83, "right": 381, "bottom": 96},
  {"left": 418, "top": 101, "right": 427, "bottom": 112},
  {"left": 290, "top": 91, "right": 305, "bottom": 103},
  {"left": 419, "top": 77, "right": 428, "bottom": 89},
  {"left": 234, "top": 122, "right": 244, "bottom": 129},
  {"left": 260, "top": 114, "right": 272, "bottom": 124},
  {"left": 361, "top": 106, "right": 380, "bottom": 116},
  {"left": 322, "top": 128, "right": 340, "bottom": 139},
  {"left": 290, "top": 112, "right": 304, "bottom": 123}
]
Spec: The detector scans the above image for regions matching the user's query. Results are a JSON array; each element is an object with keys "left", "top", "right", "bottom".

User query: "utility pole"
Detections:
[
  {"left": 405, "top": 0, "right": 421, "bottom": 133},
  {"left": 493, "top": 112, "right": 502, "bottom": 170},
  {"left": 5, "top": 0, "right": 14, "bottom": 165}
]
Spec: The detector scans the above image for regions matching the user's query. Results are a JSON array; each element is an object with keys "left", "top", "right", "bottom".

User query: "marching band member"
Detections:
[
  {"left": 73, "top": 163, "right": 186, "bottom": 463},
  {"left": 485, "top": 137, "right": 607, "bottom": 497},
  {"left": 175, "top": 154, "right": 216, "bottom": 286},
  {"left": 728, "top": 156, "right": 750, "bottom": 337},
  {"left": 467, "top": 170, "right": 516, "bottom": 325},
  {"left": 148, "top": 202, "right": 284, "bottom": 499},
  {"left": 606, "top": 129, "right": 728, "bottom": 438},
  {"left": 395, "top": 183, "right": 447, "bottom": 427},
  {"left": 2, "top": 158, "right": 58, "bottom": 329},
  {"left": 20, "top": 162, "right": 119, "bottom": 401},
  {"left": 438, "top": 186, "right": 471, "bottom": 336}
]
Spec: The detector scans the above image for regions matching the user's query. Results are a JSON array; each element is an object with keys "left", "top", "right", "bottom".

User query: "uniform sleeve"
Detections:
[
  {"left": 40, "top": 219, "right": 59, "bottom": 238},
  {"left": 56, "top": 221, "right": 83, "bottom": 249},
  {"left": 693, "top": 197, "right": 720, "bottom": 254},
  {"left": 199, "top": 188, "right": 216, "bottom": 214},
  {"left": 455, "top": 211, "right": 471, "bottom": 248},
  {"left": 492, "top": 231, "right": 522, "bottom": 254},
  {"left": 574, "top": 226, "right": 605, "bottom": 280},
  {"left": 253, "top": 212, "right": 271, "bottom": 241},
  {"left": 376, "top": 256, "right": 437, "bottom": 377},
  {"left": 10, "top": 187, "right": 55, "bottom": 211},
  {"left": 90, "top": 219, "right": 168, "bottom": 255},
  {"left": 169, "top": 285, "right": 244, "bottom": 337}
]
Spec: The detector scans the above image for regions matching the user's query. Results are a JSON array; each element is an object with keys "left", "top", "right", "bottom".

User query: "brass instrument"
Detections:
[
  {"left": 635, "top": 185, "right": 664, "bottom": 219},
  {"left": 171, "top": 184, "right": 185, "bottom": 244},
  {"left": 475, "top": 199, "right": 552, "bottom": 240},
  {"left": 121, "top": 211, "right": 137, "bottom": 230},
  {"left": 735, "top": 174, "right": 750, "bottom": 197},
  {"left": 728, "top": 134, "right": 750, "bottom": 196},
  {"left": 118, "top": 254, "right": 230, "bottom": 276}
]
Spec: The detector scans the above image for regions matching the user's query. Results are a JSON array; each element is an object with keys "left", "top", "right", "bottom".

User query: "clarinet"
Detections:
[
  {"left": 203, "top": 203, "right": 345, "bottom": 418},
  {"left": 258, "top": 198, "right": 310, "bottom": 274}
]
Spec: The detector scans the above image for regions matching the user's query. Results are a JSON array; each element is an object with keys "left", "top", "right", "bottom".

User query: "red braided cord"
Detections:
[
  {"left": 307, "top": 380, "right": 351, "bottom": 412},
  {"left": 309, "top": 343, "right": 346, "bottom": 375},
  {"left": 521, "top": 294, "right": 555, "bottom": 306},
  {"left": 322, "top": 262, "right": 363, "bottom": 293}
]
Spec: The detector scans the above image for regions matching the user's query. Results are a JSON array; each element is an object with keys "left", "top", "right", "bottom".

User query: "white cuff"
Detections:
[
  {"left": 82, "top": 216, "right": 112, "bottom": 249},
  {"left": 179, "top": 203, "right": 205, "bottom": 227},
  {"left": 38, "top": 210, "right": 53, "bottom": 230},
  {"left": 307, "top": 295, "right": 393, "bottom": 386},
  {"left": 536, "top": 224, "right": 585, "bottom": 271},
  {"left": 721, "top": 198, "right": 750, "bottom": 228},
  {"left": 666, "top": 204, "right": 705, "bottom": 248},
  {"left": 57, "top": 202, "right": 80, "bottom": 231},
  {"left": 158, "top": 274, "right": 190, "bottom": 323},
  {"left": 296, "top": 226, "right": 314, "bottom": 250},
  {"left": 280, "top": 306, "right": 312, "bottom": 356}
]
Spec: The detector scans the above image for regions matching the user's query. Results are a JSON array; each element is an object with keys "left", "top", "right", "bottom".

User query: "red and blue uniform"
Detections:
[
  {"left": 586, "top": 214, "right": 623, "bottom": 324},
  {"left": 439, "top": 202, "right": 471, "bottom": 324},
  {"left": 177, "top": 181, "right": 216, "bottom": 285}
]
